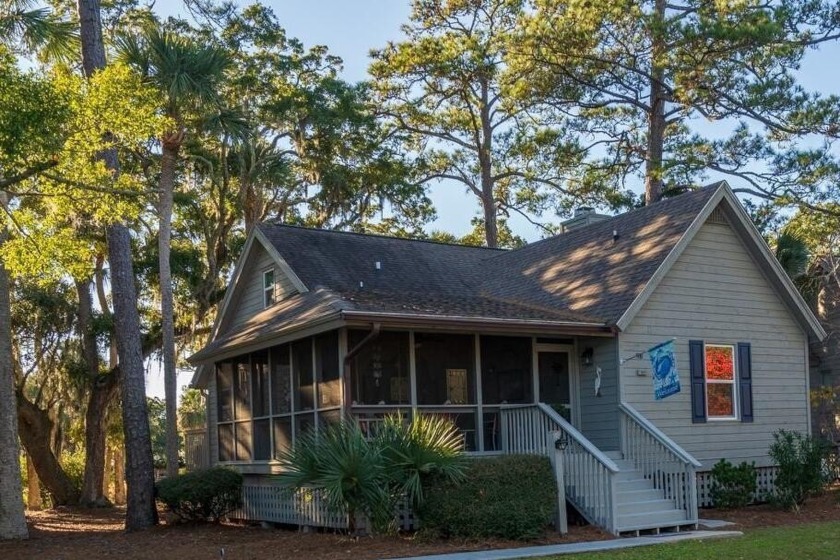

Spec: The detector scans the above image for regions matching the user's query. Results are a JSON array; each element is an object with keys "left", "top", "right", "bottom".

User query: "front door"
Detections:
[{"left": 538, "top": 350, "right": 573, "bottom": 423}]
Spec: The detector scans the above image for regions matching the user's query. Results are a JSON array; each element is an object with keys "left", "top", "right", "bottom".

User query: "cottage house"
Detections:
[{"left": 188, "top": 181, "right": 826, "bottom": 534}]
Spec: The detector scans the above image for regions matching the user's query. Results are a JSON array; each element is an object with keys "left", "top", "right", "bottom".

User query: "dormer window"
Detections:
[{"left": 263, "top": 268, "right": 275, "bottom": 308}]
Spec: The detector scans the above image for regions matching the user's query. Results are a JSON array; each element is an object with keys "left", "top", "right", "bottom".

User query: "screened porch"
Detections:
[{"left": 211, "top": 326, "right": 617, "bottom": 463}]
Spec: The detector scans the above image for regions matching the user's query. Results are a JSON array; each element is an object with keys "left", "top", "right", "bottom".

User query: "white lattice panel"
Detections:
[{"left": 697, "top": 466, "right": 778, "bottom": 507}]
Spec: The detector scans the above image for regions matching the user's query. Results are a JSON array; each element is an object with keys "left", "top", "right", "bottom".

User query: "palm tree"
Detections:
[
  {"left": 118, "top": 27, "right": 231, "bottom": 478},
  {"left": 0, "top": 0, "right": 77, "bottom": 61}
]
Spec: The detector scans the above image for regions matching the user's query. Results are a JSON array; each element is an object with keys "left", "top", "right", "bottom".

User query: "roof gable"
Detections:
[
  {"left": 614, "top": 184, "right": 825, "bottom": 340},
  {"left": 210, "top": 228, "right": 308, "bottom": 341}
]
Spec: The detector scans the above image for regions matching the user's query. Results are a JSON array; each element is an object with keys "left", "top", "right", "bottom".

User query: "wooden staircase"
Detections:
[
  {"left": 604, "top": 451, "right": 693, "bottom": 534},
  {"left": 499, "top": 402, "right": 700, "bottom": 536}
]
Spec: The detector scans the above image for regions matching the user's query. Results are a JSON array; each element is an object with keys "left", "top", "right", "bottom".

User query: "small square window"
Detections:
[
  {"left": 704, "top": 344, "right": 737, "bottom": 419},
  {"left": 263, "top": 269, "right": 275, "bottom": 308}
]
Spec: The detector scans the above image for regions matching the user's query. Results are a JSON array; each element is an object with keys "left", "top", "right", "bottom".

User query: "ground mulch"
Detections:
[
  {"left": 3, "top": 489, "right": 839, "bottom": 560},
  {"left": 0, "top": 508, "right": 608, "bottom": 560},
  {"left": 699, "top": 486, "right": 840, "bottom": 530}
]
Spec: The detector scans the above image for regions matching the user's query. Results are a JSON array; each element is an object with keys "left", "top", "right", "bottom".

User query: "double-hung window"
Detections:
[
  {"left": 263, "top": 269, "right": 275, "bottom": 308},
  {"left": 704, "top": 344, "right": 737, "bottom": 419},
  {"left": 690, "top": 340, "right": 753, "bottom": 423}
]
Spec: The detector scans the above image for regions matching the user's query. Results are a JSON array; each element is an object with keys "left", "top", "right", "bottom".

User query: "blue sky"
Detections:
[{"left": 149, "top": 0, "right": 840, "bottom": 398}]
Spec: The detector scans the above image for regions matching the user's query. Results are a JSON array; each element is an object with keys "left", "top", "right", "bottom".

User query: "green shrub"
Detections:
[
  {"left": 768, "top": 430, "right": 829, "bottom": 510},
  {"left": 419, "top": 454, "right": 556, "bottom": 540},
  {"left": 156, "top": 467, "right": 243, "bottom": 522},
  {"left": 60, "top": 449, "right": 85, "bottom": 494},
  {"left": 709, "top": 459, "right": 757, "bottom": 509}
]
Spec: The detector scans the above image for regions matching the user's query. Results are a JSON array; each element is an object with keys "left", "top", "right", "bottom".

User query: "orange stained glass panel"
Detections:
[
  {"left": 707, "top": 383, "right": 735, "bottom": 417},
  {"left": 705, "top": 346, "right": 734, "bottom": 380}
]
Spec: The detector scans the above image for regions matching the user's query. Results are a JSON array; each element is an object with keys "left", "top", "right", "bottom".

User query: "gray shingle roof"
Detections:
[
  {"left": 197, "top": 184, "right": 721, "bottom": 361},
  {"left": 479, "top": 184, "right": 721, "bottom": 323}
]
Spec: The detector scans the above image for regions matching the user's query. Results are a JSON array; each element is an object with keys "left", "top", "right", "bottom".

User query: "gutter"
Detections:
[{"left": 340, "top": 310, "right": 612, "bottom": 332}]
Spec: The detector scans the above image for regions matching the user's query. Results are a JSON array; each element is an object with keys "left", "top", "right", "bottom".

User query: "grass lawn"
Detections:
[{"left": 538, "top": 521, "right": 840, "bottom": 559}]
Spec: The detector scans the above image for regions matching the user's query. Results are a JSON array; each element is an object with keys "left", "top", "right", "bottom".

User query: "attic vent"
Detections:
[{"left": 707, "top": 206, "right": 728, "bottom": 225}]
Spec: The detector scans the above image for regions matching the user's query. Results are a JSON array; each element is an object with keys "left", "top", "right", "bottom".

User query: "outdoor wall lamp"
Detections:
[
  {"left": 555, "top": 435, "right": 569, "bottom": 451},
  {"left": 580, "top": 347, "right": 594, "bottom": 367}
]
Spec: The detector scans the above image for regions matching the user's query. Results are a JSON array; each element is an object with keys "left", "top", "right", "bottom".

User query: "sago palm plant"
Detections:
[
  {"left": 277, "top": 422, "right": 391, "bottom": 532},
  {"left": 376, "top": 413, "right": 467, "bottom": 510},
  {"left": 277, "top": 413, "right": 466, "bottom": 534}
]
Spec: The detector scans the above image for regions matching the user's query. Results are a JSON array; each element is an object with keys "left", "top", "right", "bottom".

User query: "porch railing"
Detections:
[
  {"left": 619, "top": 403, "right": 700, "bottom": 525},
  {"left": 499, "top": 403, "right": 620, "bottom": 533}
]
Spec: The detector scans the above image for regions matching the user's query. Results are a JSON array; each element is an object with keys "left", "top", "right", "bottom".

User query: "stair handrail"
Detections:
[
  {"left": 499, "top": 403, "right": 621, "bottom": 534},
  {"left": 535, "top": 403, "right": 621, "bottom": 473},
  {"left": 618, "top": 403, "right": 702, "bottom": 468}
]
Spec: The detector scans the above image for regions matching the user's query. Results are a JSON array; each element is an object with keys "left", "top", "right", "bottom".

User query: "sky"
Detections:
[{"left": 146, "top": 0, "right": 840, "bottom": 398}]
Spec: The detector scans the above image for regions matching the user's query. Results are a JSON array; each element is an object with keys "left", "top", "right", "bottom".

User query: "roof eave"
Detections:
[
  {"left": 187, "top": 313, "right": 345, "bottom": 384},
  {"left": 341, "top": 310, "right": 614, "bottom": 335}
]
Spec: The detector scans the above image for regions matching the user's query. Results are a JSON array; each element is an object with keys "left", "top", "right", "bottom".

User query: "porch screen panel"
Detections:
[
  {"left": 218, "top": 423, "right": 234, "bottom": 462},
  {"left": 251, "top": 351, "right": 270, "bottom": 418},
  {"left": 292, "top": 339, "right": 314, "bottom": 410},
  {"left": 235, "top": 420, "right": 252, "bottom": 461},
  {"left": 415, "top": 333, "right": 475, "bottom": 405},
  {"left": 234, "top": 358, "right": 252, "bottom": 420},
  {"left": 273, "top": 417, "right": 292, "bottom": 459},
  {"left": 480, "top": 335, "right": 533, "bottom": 404},
  {"left": 315, "top": 331, "right": 341, "bottom": 407},
  {"left": 216, "top": 362, "right": 234, "bottom": 422},
  {"left": 296, "top": 412, "right": 315, "bottom": 438},
  {"left": 270, "top": 345, "right": 292, "bottom": 414},
  {"left": 350, "top": 330, "right": 410, "bottom": 405},
  {"left": 253, "top": 419, "right": 271, "bottom": 461}
]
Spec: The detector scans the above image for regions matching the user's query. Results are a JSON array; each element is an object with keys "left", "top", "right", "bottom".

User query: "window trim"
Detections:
[
  {"left": 262, "top": 268, "right": 276, "bottom": 308},
  {"left": 704, "top": 343, "right": 738, "bottom": 421}
]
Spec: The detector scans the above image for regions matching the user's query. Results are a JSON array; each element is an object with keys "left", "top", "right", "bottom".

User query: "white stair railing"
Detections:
[
  {"left": 619, "top": 403, "right": 701, "bottom": 526},
  {"left": 500, "top": 403, "right": 620, "bottom": 534}
]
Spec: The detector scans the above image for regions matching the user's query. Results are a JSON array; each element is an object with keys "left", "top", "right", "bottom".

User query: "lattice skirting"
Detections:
[
  {"left": 230, "top": 477, "right": 417, "bottom": 532},
  {"left": 696, "top": 466, "right": 779, "bottom": 508}
]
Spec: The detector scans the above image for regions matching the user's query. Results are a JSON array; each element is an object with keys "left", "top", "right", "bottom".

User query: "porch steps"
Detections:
[{"left": 604, "top": 451, "right": 693, "bottom": 535}]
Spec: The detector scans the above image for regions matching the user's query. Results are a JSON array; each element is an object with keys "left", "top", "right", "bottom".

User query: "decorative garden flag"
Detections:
[{"left": 649, "top": 340, "right": 680, "bottom": 400}]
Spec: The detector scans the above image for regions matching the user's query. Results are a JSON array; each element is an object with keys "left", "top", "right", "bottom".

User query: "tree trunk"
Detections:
[
  {"left": 159, "top": 140, "right": 181, "bottom": 479},
  {"left": 94, "top": 253, "right": 118, "bottom": 368},
  {"left": 77, "top": 0, "right": 157, "bottom": 531},
  {"left": 26, "top": 454, "right": 41, "bottom": 511},
  {"left": 644, "top": 0, "right": 667, "bottom": 205},
  {"left": 114, "top": 445, "right": 125, "bottom": 505},
  {"left": 478, "top": 76, "right": 498, "bottom": 248},
  {"left": 0, "top": 225, "right": 28, "bottom": 538},
  {"left": 17, "top": 395, "right": 80, "bottom": 506},
  {"left": 79, "top": 374, "right": 118, "bottom": 507},
  {"left": 77, "top": 279, "right": 115, "bottom": 507},
  {"left": 107, "top": 226, "right": 157, "bottom": 530},
  {"left": 103, "top": 444, "right": 112, "bottom": 502}
]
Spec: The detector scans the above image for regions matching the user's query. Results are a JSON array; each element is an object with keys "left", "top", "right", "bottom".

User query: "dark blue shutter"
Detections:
[
  {"left": 738, "top": 342, "right": 754, "bottom": 423},
  {"left": 689, "top": 340, "right": 706, "bottom": 423}
]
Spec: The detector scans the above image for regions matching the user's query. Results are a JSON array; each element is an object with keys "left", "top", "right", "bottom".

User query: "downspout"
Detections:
[{"left": 342, "top": 323, "right": 381, "bottom": 420}]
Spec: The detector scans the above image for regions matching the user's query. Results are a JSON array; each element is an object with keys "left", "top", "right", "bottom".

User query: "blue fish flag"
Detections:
[{"left": 649, "top": 340, "right": 680, "bottom": 400}]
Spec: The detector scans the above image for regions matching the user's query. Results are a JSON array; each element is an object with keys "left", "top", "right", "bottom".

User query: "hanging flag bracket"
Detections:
[
  {"left": 620, "top": 338, "right": 677, "bottom": 365},
  {"left": 620, "top": 352, "right": 644, "bottom": 365}
]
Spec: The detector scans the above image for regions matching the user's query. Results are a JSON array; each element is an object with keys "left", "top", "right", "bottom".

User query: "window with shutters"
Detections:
[{"left": 704, "top": 344, "right": 737, "bottom": 419}]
